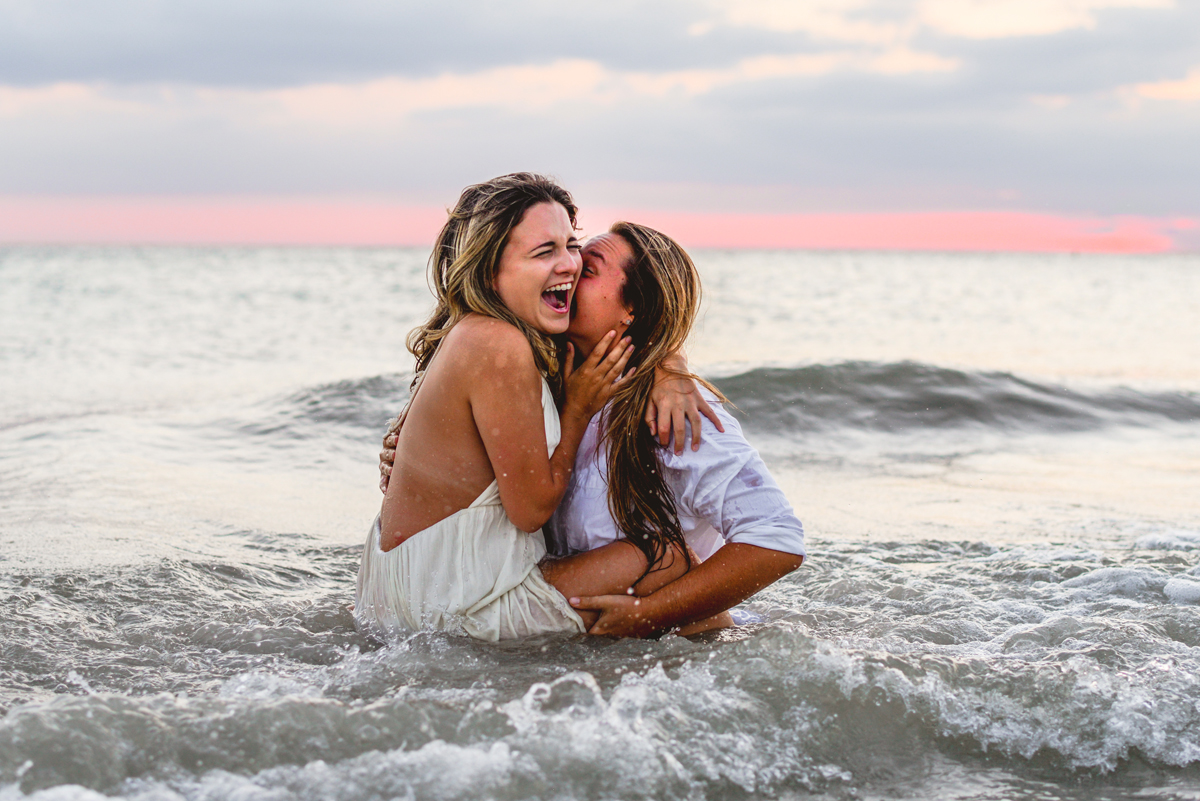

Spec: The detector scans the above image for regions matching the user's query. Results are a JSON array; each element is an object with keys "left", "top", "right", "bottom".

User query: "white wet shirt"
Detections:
[{"left": 546, "top": 390, "right": 805, "bottom": 561}]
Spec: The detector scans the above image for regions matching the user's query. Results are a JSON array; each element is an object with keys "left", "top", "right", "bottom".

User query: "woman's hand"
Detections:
[
  {"left": 647, "top": 353, "right": 724, "bottom": 455},
  {"left": 569, "top": 593, "right": 663, "bottom": 638},
  {"left": 562, "top": 331, "right": 634, "bottom": 423},
  {"left": 378, "top": 415, "right": 403, "bottom": 493}
]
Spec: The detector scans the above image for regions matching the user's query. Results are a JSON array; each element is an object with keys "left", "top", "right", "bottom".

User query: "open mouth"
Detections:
[{"left": 541, "top": 281, "right": 572, "bottom": 313}]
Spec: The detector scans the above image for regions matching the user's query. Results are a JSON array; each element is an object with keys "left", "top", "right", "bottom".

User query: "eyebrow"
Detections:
[{"left": 529, "top": 236, "right": 580, "bottom": 255}]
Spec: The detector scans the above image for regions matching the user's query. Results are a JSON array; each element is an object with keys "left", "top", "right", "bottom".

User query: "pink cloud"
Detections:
[
  {"left": 578, "top": 209, "right": 1193, "bottom": 253},
  {"left": 0, "top": 197, "right": 1194, "bottom": 253}
]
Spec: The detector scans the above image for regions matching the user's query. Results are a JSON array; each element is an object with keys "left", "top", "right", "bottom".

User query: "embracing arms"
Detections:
[
  {"left": 380, "top": 348, "right": 721, "bottom": 492},
  {"left": 572, "top": 403, "right": 806, "bottom": 636},
  {"left": 570, "top": 543, "right": 803, "bottom": 637}
]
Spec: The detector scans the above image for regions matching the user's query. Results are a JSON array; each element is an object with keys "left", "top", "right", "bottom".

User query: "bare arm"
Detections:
[
  {"left": 467, "top": 324, "right": 632, "bottom": 533},
  {"left": 569, "top": 543, "right": 803, "bottom": 637},
  {"left": 379, "top": 332, "right": 632, "bottom": 499}
]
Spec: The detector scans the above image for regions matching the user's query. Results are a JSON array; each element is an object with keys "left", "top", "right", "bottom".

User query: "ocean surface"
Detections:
[{"left": 1, "top": 245, "right": 1199, "bottom": 801}]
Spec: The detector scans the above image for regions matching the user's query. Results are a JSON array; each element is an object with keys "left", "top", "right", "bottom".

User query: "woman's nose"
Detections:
[{"left": 556, "top": 248, "right": 581, "bottom": 274}]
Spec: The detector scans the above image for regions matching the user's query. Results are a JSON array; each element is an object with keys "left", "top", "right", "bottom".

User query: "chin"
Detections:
[
  {"left": 538, "top": 313, "right": 570, "bottom": 335},
  {"left": 526, "top": 314, "right": 569, "bottom": 336}
]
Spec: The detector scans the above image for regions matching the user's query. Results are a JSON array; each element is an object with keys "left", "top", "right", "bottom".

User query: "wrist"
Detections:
[
  {"left": 660, "top": 351, "right": 688, "bottom": 374},
  {"left": 633, "top": 591, "right": 674, "bottom": 636},
  {"left": 561, "top": 399, "right": 595, "bottom": 426}
]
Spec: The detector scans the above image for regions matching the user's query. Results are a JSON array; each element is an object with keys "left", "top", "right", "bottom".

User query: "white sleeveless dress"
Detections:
[{"left": 355, "top": 377, "right": 586, "bottom": 641}]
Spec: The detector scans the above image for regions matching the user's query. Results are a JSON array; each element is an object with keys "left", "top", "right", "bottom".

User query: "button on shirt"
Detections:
[{"left": 545, "top": 391, "right": 805, "bottom": 561}]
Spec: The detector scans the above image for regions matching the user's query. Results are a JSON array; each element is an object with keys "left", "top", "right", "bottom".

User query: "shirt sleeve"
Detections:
[{"left": 658, "top": 395, "right": 806, "bottom": 558}]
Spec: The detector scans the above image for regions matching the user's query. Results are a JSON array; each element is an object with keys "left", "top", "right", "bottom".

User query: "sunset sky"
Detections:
[{"left": 2, "top": 0, "right": 1198, "bottom": 251}]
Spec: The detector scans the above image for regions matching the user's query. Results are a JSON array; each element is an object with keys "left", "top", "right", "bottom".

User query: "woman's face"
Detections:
[
  {"left": 493, "top": 201, "right": 581, "bottom": 335},
  {"left": 567, "top": 232, "right": 635, "bottom": 358}
]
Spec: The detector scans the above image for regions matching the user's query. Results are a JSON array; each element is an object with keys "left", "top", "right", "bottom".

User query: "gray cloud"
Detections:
[
  {"left": 1, "top": 0, "right": 1197, "bottom": 216},
  {"left": 0, "top": 0, "right": 819, "bottom": 86},
  {"left": 918, "top": 4, "right": 1200, "bottom": 98}
]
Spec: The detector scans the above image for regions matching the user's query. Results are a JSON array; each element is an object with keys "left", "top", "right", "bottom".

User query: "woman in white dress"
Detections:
[{"left": 355, "top": 174, "right": 702, "bottom": 641}]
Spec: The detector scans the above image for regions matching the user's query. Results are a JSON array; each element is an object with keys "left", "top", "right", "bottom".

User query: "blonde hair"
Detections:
[
  {"left": 601, "top": 222, "right": 725, "bottom": 579},
  {"left": 407, "top": 173, "right": 578, "bottom": 396}
]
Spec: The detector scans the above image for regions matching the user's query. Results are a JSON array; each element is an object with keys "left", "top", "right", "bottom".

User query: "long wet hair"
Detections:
[
  {"left": 601, "top": 222, "right": 726, "bottom": 581},
  {"left": 407, "top": 173, "right": 578, "bottom": 396}
]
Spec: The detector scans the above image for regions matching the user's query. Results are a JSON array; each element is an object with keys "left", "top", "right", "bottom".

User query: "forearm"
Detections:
[
  {"left": 639, "top": 544, "right": 803, "bottom": 632},
  {"left": 490, "top": 397, "right": 595, "bottom": 531}
]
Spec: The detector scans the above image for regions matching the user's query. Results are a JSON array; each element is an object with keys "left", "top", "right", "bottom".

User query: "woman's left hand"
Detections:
[
  {"left": 647, "top": 363, "right": 724, "bottom": 455},
  {"left": 562, "top": 332, "right": 635, "bottom": 423}
]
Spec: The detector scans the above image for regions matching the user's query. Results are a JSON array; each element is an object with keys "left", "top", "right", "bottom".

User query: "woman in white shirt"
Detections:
[{"left": 546, "top": 223, "right": 804, "bottom": 636}]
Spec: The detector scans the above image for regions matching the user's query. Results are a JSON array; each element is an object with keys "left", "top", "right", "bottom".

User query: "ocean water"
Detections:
[{"left": 1, "top": 245, "right": 1199, "bottom": 801}]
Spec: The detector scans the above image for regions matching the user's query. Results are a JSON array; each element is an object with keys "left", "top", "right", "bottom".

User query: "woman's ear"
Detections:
[{"left": 621, "top": 302, "right": 635, "bottom": 327}]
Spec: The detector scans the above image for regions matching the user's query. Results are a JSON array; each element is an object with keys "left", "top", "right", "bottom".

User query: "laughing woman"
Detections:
[
  {"left": 355, "top": 174, "right": 700, "bottom": 641},
  {"left": 374, "top": 196, "right": 807, "bottom": 639}
]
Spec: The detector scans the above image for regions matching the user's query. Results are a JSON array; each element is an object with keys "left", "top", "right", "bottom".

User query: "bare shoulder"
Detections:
[{"left": 441, "top": 315, "right": 538, "bottom": 379}]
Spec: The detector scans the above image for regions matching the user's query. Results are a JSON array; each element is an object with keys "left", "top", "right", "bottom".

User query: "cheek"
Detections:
[
  {"left": 582, "top": 293, "right": 620, "bottom": 329},
  {"left": 494, "top": 263, "right": 534, "bottom": 306}
]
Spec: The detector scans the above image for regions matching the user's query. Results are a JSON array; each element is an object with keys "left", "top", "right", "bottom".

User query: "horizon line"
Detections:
[{"left": 1, "top": 197, "right": 1196, "bottom": 254}]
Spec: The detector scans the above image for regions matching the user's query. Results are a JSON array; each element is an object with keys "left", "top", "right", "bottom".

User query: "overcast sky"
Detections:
[{"left": 1, "top": 0, "right": 1197, "bottom": 227}]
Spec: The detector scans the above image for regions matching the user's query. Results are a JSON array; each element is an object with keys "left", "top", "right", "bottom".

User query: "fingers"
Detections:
[
  {"left": 600, "top": 335, "right": 632, "bottom": 373},
  {"left": 606, "top": 341, "right": 635, "bottom": 382},
  {"left": 586, "top": 335, "right": 634, "bottom": 392},
  {"left": 583, "top": 330, "right": 619, "bottom": 368},
  {"left": 576, "top": 331, "right": 634, "bottom": 384},
  {"left": 645, "top": 400, "right": 658, "bottom": 437},
  {"left": 672, "top": 408, "right": 686, "bottom": 455},
  {"left": 570, "top": 595, "right": 646, "bottom": 638},
  {"left": 686, "top": 408, "right": 703, "bottom": 452},
  {"left": 697, "top": 394, "right": 724, "bottom": 434},
  {"left": 568, "top": 595, "right": 605, "bottom": 611},
  {"left": 563, "top": 333, "right": 637, "bottom": 419},
  {"left": 378, "top": 474, "right": 389, "bottom": 494},
  {"left": 569, "top": 594, "right": 633, "bottom": 610},
  {"left": 382, "top": 432, "right": 398, "bottom": 449}
]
